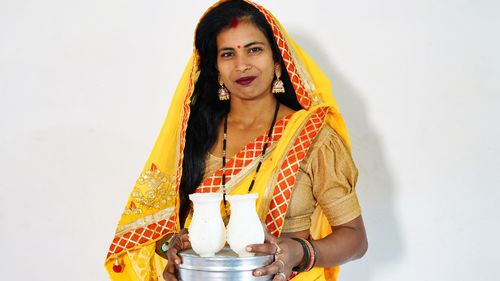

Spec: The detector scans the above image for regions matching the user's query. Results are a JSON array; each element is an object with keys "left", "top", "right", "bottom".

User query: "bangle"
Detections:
[
  {"left": 304, "top": 239, "right": 317, "bottom": 270},
  {"left": 291, "top": 238, "right": 317, "bottom": 272},
  {"left": 291, "top": 238, "right": 310, "bottom": 272}
]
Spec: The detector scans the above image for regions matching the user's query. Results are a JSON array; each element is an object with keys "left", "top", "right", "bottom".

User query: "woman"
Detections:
[{"left": 105, "top": 0, "right": 367, "bottom": 280}]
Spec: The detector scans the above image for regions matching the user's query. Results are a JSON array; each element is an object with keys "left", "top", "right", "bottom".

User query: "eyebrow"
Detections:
[{"left": 218, "top": 41, "right": 265, "bottom": 52}]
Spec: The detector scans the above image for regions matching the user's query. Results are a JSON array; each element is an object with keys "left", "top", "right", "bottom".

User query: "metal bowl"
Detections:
[{"left": 178, "top": 246, "right": 273, "bottom": 280}]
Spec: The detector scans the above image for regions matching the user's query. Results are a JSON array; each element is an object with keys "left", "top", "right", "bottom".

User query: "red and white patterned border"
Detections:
[
  {"left": 265, "top": 107, "right": 328, "bottom": 236},
  {"left": 196, "top": 114, "right": 291, "bottom": 193},
  {"left": 250, "top": 1, "right": 312, "bottom": 109},
  {"left": 106, "top": 213, "right": 177, "bottom": 258}
]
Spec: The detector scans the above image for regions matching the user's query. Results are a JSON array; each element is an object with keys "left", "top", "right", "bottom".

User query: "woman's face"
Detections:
[{"left": 216, "top": 19, "right": 278, "bottom": 101}]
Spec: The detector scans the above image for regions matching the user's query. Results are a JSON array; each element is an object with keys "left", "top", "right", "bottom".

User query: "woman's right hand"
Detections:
[{"left": 163, "top": 229, "right": 191, "bottom": 281}]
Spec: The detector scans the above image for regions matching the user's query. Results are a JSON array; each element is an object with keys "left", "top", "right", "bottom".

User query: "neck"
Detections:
[{"left": 228, "top": 94, "right": 278, "bottom": 129}]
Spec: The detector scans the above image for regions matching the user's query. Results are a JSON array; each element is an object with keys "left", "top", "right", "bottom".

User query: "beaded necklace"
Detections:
[{"left": 221, "top": 101, "right": 280, "bottom": 213}]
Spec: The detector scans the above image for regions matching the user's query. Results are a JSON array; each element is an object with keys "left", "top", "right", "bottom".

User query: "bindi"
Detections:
[{"left": 237, "top": 45, "right": 241, "bottom": 48}]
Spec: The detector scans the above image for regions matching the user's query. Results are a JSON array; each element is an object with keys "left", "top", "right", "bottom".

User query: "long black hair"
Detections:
[{"left": 179, "top": 0, "right": 302, "bottom": 226}]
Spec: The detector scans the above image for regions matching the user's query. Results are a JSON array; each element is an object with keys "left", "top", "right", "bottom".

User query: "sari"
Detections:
[{"left": 105, "top": 1, "right": 353, "bottom": 280}]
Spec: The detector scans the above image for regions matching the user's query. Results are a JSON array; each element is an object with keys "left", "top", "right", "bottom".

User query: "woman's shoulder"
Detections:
[
  {"left": 313, "top": 124, "right": 348, "bottom": 150},
  {"left": 300, "top": 123, "right": 352, "bottom": 169}
]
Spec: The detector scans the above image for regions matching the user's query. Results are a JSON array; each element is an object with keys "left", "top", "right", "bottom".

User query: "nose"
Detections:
[{"left": 235, "top": 55, "right": 251, "bottom": 72}]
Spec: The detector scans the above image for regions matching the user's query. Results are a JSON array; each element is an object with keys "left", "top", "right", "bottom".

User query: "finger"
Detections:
[
  {"left": 253, "top": 260, "right": 281, "bottom": 277},
  {"left": 246, "top": 242, "right": 276, "bottom": 255},
  {"left": 178, "top": 233, "right": 192, "bottom": 249},
  {"left": 274, "top": 259, "right": 285, "bottom": 272},
  {"left": 169, "top": 233, "right": 190, "bottom": 262},
  {"left": 163, "top": 261, "right": 178, "bottom": 281},
  {"left": 167, "top": 244, "right": 182, "bottom": 265},
  {"left": 273, "top": 272, "right": 288, "bottom": 281},
  {"left": 181, "top": 239, "right": 191, "bottom": 250},
  {"left": 261, "top": 223, "right": 277, "bottom": 243},
  {"left": 179, "top": 233, "right": 189, "bottom": 242}
]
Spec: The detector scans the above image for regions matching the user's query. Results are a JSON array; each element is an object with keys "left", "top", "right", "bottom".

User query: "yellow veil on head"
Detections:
[{"left": 105, "top": 1, "right": 350, "bottom": 280}]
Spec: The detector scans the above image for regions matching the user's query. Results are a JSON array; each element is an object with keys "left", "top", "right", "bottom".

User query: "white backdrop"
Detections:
[{"left": 1, "top": 0, "right": 499, "bottom": 280}]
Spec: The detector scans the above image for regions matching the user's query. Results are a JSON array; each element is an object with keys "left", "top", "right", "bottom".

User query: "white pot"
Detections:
[
  {"left": 188, "top": 193, "right": 226, "bottom": 257},
  {"left": 226, "top": 193, "right": 265, "bottom": 257}
]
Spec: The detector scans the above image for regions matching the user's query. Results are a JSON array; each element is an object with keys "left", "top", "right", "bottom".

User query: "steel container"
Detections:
[{"left": 178, "top": 247, "right": 273, "bottom": 280}]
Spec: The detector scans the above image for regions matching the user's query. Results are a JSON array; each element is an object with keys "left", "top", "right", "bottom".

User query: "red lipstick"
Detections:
[{"left": 235, "top": 76, "right": 256, "bottom": 86}]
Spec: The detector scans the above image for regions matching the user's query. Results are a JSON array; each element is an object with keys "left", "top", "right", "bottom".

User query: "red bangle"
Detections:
[{"left": 303, "top": 239, "right": 317, "bottom": 271}]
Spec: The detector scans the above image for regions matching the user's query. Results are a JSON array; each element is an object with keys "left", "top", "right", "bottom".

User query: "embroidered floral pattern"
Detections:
[{"left": 123, "top": 163, "right": 176, "bottom": 215}]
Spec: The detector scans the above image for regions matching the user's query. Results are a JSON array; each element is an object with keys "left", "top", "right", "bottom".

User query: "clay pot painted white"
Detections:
[
  {"left": 226, "top": 193, "right": 265, "bottom": 257},
  {"left": 188, "top": 193, "right": 226, "bottom": 257}
]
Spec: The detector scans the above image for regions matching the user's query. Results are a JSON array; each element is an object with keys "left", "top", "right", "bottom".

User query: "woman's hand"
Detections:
[
  {"left": 162, "top": 229, "right": 192, "bottom": 281},
  {"left": 247, "top": 229, "right": 304, "bottom": 281}
]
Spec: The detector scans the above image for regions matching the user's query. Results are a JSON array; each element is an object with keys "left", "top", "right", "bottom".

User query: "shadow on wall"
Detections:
[{"left": 291, "top": 32, "right": 403, "bottom": 280}]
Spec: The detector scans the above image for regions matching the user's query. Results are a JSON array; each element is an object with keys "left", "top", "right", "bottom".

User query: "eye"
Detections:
[
  {"left": 220, "top": 52, "right": 234, "bottom": 58},
  {"left": 249, "top": 47, "right": 263, "bottom": 54}
]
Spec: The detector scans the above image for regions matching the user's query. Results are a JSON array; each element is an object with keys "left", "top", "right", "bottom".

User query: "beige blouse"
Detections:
[{"left": 204, "top": 125, "right": 361, "bottom": 233}]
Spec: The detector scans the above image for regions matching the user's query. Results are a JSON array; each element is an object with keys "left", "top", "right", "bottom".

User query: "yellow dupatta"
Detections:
[{"left": 104, "top": 1, "right": 351, "bottom": 280}]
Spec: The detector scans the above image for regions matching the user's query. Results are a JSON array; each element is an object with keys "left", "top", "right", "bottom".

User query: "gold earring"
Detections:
[
  {"left": 218, "top": 77, "right": 230, "bottom": 101},
  {"left": 272, "top": 68, "right": 285, "bottom": 94}
]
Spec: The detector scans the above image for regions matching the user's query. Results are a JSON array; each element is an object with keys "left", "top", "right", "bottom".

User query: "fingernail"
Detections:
[
  {"left": 175, "top": 259, "right": 180, "bottom": 265},
  {"left": 246, "top": 246, "right": 252, "bottom": 251},
  {"left": 255, "top": 271, "right": 262, "bottom": 276}
]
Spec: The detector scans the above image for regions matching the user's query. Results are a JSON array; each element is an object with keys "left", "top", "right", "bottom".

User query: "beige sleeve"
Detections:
[
  {"left": 282, "top": 126, "right": 361, "bottom": 233},
  {"left": 309, "top": 126, "right": 361, "bottom": 226}
]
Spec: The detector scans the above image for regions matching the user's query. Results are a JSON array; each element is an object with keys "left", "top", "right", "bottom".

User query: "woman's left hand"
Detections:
[{"left": 246, "top": 228, "right": 304, "bottom": 281}]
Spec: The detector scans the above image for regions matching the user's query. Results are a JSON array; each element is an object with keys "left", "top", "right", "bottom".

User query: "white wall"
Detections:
[{"left": 1, "top": 0, "right": 499, "bottom": 280}]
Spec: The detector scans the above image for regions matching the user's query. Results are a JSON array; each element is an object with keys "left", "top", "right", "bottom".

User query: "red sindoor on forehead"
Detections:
[
  {"left": 231, "top": 18, "right": 238, "bottom": 28},
  {"left": 232, "top": 18, "right": 239, "bottom": 48}
]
